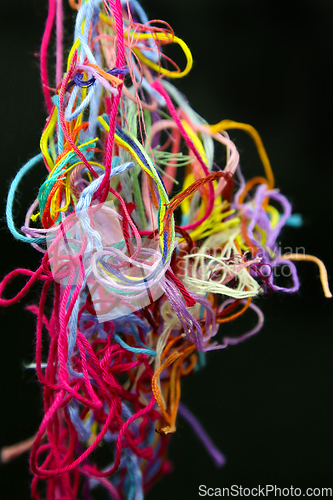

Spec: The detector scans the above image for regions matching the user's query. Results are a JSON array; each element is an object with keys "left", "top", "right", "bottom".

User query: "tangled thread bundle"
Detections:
[{"left": 0, "top": 0, "right": 331, "bottom": 499}]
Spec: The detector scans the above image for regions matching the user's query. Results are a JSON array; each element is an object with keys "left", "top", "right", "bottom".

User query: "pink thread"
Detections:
[
  {"left": 0, "top": 266, "right": 51, "bottom": 307},
  {"left": 98, "top": 0, "right": 126, "bottom": 201},
  {"left": 40, "top": 0, "right": 56, "bottom": 112},
  {"left": 148, "top": 85, "right": 216, "bottom": 231},
  {"left": 55, "top": 0, "right": 64, "bottom": 87},
  {"left": 58, "top": 50, "right": 99, "bottom": 179}
]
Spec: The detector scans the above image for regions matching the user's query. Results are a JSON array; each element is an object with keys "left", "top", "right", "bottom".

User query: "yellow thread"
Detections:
[
  {"left": 189, "top": 207, "right": 240, "bottom": 242},
  {"left": 49, "top": 133, "right": 57, "bottom": 163},
  {"left": 179, "top": 172, "right": 195, "bottom": 215},
  {"left": 182, "top": 121, "right": 208, "bottom": 166},
  {"left": 50, "top": 137, "right": 98, "bottom": 175},
  {"left": 208, "top": 120, "right": 275, "bottom": 189},
  {"left": 40, "top": 106, "right": 58, "bottom": 170},
  {"left": 132, "top": 34, "right": 192, "bottom": 78},
  {"left": 253, "top": 224, "right": 275, "bottom": 258},
  {"left": 180, "top": 120, "right": 212, "bottom": 219},
  {"left": 67, "top": 38, "right": 80, "bottom": 71},
  {"left": 97, "top": 117, "right": 171, "bottom": 255},
  {"left": 53, "top": 174, "right": 72, "bottom": 216},
  {"left": 64, "top": 160, "right": 105, "bottom": 175},
  {"left": 235, "top": 234, "right": 250, "bottom": 252},
  {"left": 254, "top": 224, "right": 266, "bottom": 246},
  {"left": 190, "top": 217, "right": 240, "bottom": 241},
  {"left": 74, "top": 86, "right": 87, "bottom": 130},
  {"left": 180, "top": 120, "right": 226, "bottom": 222},
  {"left": 280, "top": 253, "right": 332, "bottom": 299},
  {"left": 100, "top": 13, "right": 193, "bottom": 78},
  {"left": 30, "top": 212, "right": 40, "bottom": 222},
  {"left": 265, "top": 204, "right": 280, "bottom": 228}
]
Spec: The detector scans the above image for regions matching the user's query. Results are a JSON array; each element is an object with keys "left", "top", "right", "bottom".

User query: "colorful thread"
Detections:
[{"left": 1, "top": 1, "right": 331, "bottom": 499}]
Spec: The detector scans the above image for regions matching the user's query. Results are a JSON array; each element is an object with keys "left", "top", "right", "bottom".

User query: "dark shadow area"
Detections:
[{"left": 0, "top": 1, "right": 332, "bottom": 498}]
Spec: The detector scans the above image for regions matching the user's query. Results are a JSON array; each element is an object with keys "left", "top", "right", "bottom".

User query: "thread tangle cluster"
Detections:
[{"left": 0, "top": 0, "right": 331, "bottom": 499}]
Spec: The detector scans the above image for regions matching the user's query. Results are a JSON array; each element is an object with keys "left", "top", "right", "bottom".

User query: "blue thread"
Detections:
[
  {"left": 66, "top": 83, "right": 97, "bottom": 121},
  {"left": 121, "top": 0, "right": 159, "bottom": 64},
  {"left": 51, "top": 95, "right": 64, "bottom": 155},
  {"left": 6, "top": 152, "right": 46, "bottom": 244},
  {"left": 75, "top": 0, "right": 101, "bottom": 66},
  {"left": 67, "top": 400, "right": 93, "bottom": 440},
  {"left": 125, "top": 449, "right": 144, "bottom": 500},
  {"left": 73, "top": 72, "right": 96, "bottom": 88},
  {"left": 286, "top": 213, "right": 303, "bottom": 227},
  {"left": 114, "top": 333, "right": 156, "bottom": 357}
]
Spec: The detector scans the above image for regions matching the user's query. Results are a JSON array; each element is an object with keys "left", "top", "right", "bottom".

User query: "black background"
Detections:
[{"left": 1, "top": 0, "right": 333, "bottom": 498}]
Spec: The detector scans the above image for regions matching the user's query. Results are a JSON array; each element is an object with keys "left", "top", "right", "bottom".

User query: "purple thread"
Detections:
[{"left": 178, "top": 402, "right": 226, "bottom": 467}]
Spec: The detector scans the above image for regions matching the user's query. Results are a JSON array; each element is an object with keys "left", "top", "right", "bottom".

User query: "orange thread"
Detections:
[{"left": 216, "top": 296, "right": 252, "bottom": 324}]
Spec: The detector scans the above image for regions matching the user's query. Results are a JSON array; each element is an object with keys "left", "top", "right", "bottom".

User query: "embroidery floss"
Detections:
[{"left": 0, "top": 1, "right": 331, "bottom": 499}]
